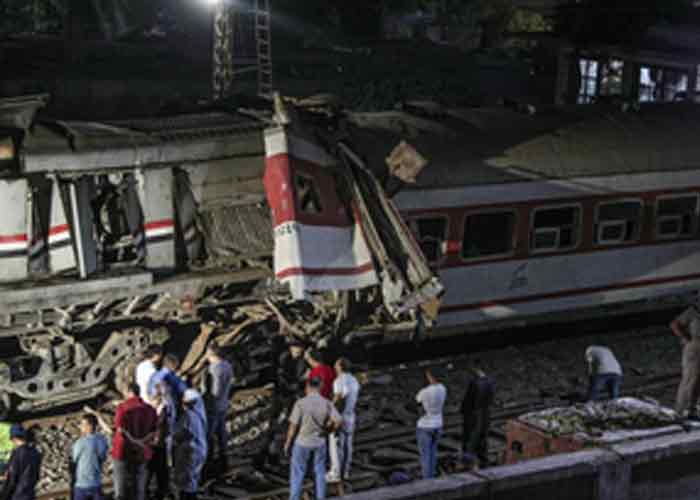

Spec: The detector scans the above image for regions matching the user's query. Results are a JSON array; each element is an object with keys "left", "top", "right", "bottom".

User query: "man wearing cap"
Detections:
[
  {"left": 416, "top": 367, "right": 447, "bottom": 479},
  {"left": 0, "top": 423, "right": 41, "bottom": 500},
  {"left": 285, "top": 377, "right": 342, "bottom": 500},
  {"left": 112, "top": 383, "right": 158, "bottom": 500},
  {"left": 173, "top": 389, "right": 208, "bottom": 500}
]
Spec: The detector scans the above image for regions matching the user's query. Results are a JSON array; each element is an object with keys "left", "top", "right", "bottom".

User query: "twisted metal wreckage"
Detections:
[{"left": 0, "top": 93, "right": 442, "bottom": 416}]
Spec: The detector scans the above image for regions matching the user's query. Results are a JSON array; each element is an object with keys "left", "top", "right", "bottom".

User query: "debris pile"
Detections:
[{"left": 519, "top": 398, "right": 678, "bottom": 438}]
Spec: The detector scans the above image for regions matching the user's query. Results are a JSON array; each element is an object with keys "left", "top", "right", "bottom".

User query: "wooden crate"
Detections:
[{"left": 504, "top": 418, "right": 585, "bottom": 464}]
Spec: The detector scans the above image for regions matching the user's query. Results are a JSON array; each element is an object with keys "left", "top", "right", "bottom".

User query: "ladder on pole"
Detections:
[{"left": 255, "top": 0, "right": 273, "bottom": 98}]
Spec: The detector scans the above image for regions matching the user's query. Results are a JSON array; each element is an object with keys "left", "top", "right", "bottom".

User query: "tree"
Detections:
[{"left": 555, "top": 0, "right": 694, "bottom": 46}]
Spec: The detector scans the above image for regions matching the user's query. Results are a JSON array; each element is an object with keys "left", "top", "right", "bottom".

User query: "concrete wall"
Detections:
[{"left": 343, "top": 430, "right": 700, "bottom": 500}]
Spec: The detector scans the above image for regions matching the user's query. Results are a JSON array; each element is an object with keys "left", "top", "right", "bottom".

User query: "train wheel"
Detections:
[{"left": 114, "top": 357, "right": 141, "bottom": 396}]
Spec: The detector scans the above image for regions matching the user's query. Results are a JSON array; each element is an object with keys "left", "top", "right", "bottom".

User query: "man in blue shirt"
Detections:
[
  {"left": 202, "top": 344, "right": 233, "bottom": 473},
  {"left": 149, "top": 354, "right": 189, "bottom": 407},
  {"left": 173, "top": 389, "right": 208, "bottom": 500},
  {"left": 71, "top": 414, "right": 109, "bottom": 500}
]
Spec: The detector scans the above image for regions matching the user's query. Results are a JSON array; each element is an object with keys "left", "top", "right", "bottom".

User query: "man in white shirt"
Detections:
[
  {"left": 415, "top": 367, "right": 446, "bottom": 479},
  {"left": 585, "top": 345, "right": 622, "bottom": 401},
  {"left": 136, "top": 345, "right": 164, "bottom": 407},
  {"left": 327, "top": 358, "right": 360, "bottom": 483}
]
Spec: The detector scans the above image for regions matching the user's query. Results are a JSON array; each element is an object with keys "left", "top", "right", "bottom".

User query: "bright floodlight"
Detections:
[{"left": 203, "top": 0, "right": 220, "bottom": 5}]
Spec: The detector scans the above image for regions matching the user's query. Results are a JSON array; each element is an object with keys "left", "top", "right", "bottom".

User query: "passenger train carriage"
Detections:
[
  {"left": 0, "top": 92, "right": 697, "bottom": 416},
  {"left": 346, "top": 102, "right": 700, "bottom": 335}
]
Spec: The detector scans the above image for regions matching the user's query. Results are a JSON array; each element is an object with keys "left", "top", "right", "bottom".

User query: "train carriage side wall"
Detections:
[{"left": 395, "top": 168, "right": 700, "bottom": 334}]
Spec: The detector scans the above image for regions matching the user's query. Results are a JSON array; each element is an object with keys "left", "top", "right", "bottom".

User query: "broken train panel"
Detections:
[
  {"left": 0, "top": 96, "right": 277, "bottom": 416},
  {"left": 261, "top": 98, "right": 443, "bottom": 344},
  {"left": 0, "top": 94, "right": 442, "bottom": 416}
]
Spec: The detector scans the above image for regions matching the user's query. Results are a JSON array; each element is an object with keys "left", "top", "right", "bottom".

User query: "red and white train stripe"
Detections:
[
  {"left": 395, "top": 169, "right": 700, "bottom": 332},
  {"left": 0, "top": 233, "right": 28, "bottom": 258},
  {"left": 144, "top": 219, "right": 175, "bottom": 244}
]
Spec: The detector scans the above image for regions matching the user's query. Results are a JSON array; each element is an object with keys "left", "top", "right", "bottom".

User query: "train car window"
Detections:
[
  {"left": 530, "top": 205, "right": 581, "bottom": 252},
  {"left": 595, "top": 200, "right": 642, "bottom": 245},
  {"left": 655, "top": 194, "right": 699, "bottom": 239},
  {"left": 408, "top": 216, "right": 448, "bottom": 264},
  {"left": 578, "top": 58, "right": 598, "bottom": 104},
  {"left": 294, "top": 174, "right": 323, "bottom": 214},
  {"left": 462, "top": 211, "right": 516, "bottom": 259}
]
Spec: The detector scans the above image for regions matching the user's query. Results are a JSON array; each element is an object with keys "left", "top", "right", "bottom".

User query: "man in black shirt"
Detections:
[
  {"left": 0, "top": 424, "right": 41, "bottom": 500},
  {"left": 277, "top": 340, "right": 307, "bottom": 409},
  {"left": 460, "top": 365, "right": 494, "bottom": 468},
  {"left": 253, "top": 338, "right": 307, "bottom": 468}
]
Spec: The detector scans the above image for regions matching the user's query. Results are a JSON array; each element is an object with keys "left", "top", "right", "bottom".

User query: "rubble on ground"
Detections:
[{"left": 519, "top": 397, "right": 678, "bottom": 438}]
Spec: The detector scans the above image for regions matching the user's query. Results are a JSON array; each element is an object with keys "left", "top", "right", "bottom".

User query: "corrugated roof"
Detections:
[{"left": 348, "top": 103, "right": 700, "bottom": 188}]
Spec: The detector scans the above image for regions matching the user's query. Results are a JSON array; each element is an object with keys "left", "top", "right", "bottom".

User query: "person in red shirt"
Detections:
[
  {"left": 305, "top": 350, "right": 335, "bottom": 400},
  {"left": 112, "top": 382, "right": 158, "bottom": 500}
]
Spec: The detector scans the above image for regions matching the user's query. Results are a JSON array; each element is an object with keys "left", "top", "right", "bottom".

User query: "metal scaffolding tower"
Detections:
[
  {"left": 212, "top": 0, "right": 235, "bottom": 101},
  {"left": 211, "top": 0, "right": 272, "bottom": 101},
  {"left": 255, "top": 0, "right": 273, "bottom": 98}
]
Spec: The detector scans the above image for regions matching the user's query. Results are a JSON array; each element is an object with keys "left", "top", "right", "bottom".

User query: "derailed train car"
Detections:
[
  {"left": 348, "top": 101, "right": 700, "bottom": 336},
  {"left": 0, "top": 94, "right": 441, "bottom": 416},
  {"left": 3, "top": 92, "right": 700, "bottom": 416}
]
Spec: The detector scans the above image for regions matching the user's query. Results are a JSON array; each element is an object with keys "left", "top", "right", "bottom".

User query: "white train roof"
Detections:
[
  {"left": 19, "top": 111, "right": 267, "bottom": 173},
  {"left": 348, "top": 102, "right": 700, "bottom": 189}
]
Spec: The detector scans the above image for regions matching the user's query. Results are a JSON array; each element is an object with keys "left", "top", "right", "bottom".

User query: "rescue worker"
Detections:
[
  {"left": 671, "top": 302, "right": 700, "bottom": 419},
  {"left": 415, "top": 367, "right": 446, "bottom": 479},
  {"left": 111, "top": 383, "right": 158, "bottom": 500},
  {"left": 173, "top": 389, "right": 208, "bottom": 500},
  {"left": 0, "top": 424, "right": 41, "bottom": 500},
  {"left": 585, "top": 345, "right": 623, "bottom": 401},
  {"left": 136, "top": 345, "right": 164, "bottom": 406},
  {"left": 202, "top": 344, "right": 233, "bottom": 472},
  {"left": 328, "top": 357, "right": 360, "bottom": 483},
  {"left": 285, "top": 377, "right": 342, "bottom": 500},
  {"left": 305, "top": 350, "right": 335, "bottom": 400},
  {"left": 460, "top": 364, "right": 494, "bottom": 467},
  {"left": 71, "top": 414, "right": 109, "bottom": 500}
]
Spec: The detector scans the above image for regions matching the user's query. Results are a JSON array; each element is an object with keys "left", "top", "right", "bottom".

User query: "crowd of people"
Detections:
[{"left": 3, "top": 300, "right": 700, "bottom": 500}]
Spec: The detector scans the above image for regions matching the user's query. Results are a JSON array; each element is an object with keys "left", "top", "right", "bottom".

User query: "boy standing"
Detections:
[{"left": 71, "top": 415, "right": 109, "bottom": 500}]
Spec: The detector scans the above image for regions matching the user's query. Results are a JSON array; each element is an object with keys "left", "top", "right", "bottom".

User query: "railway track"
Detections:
[{"left": 26, "top": 323, "right": 684, "bottom": 500}]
